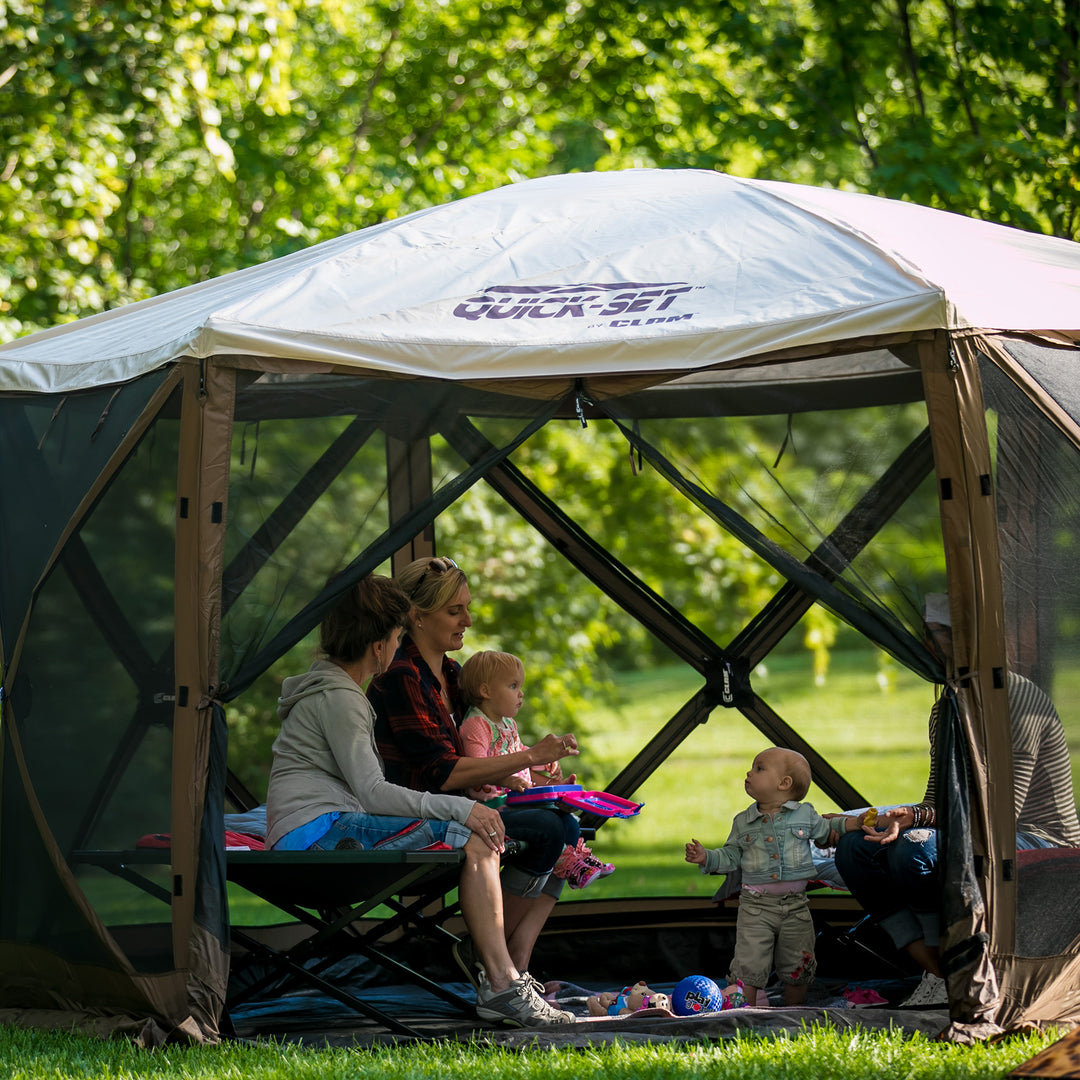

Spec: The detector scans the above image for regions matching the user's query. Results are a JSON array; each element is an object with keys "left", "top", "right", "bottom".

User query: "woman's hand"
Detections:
[
  {"left": 465, "top": 803, "right": 505, "bottom": 853},
  {"left": 862, "top": 807, "right": 912, "bottom": 844},
  {"left": 531, "top": 733, "right": 579, "bottom": 766}
]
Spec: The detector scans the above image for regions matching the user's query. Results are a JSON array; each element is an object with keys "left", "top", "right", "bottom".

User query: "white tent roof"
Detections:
[{"left": 4, "top": 168, "right": 1080, "bottom": 394}]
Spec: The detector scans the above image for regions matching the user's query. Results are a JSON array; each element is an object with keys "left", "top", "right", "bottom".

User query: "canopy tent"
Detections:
[{"left": 1, "top": 169, "right": 1079, "bottom": 1043}]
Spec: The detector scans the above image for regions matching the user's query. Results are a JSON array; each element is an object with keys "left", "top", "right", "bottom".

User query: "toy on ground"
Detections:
[
  {"left": 586, "top": 980, "right": 672, "bottom": 1017},
  {"left": 671, "top": 974, "right": 748, "bottom": 1014}
]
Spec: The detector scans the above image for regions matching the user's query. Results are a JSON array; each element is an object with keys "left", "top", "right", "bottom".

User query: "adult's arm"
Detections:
[
  {"left": 324, "top": 688, "right": 474, "bottom": 823},
  {"left": 439, "top": 733, "right": 578, "bottom": 792}
]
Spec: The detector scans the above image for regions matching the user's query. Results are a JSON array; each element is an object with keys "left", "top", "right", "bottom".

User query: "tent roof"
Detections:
[{"left": 4, "top": 168, "right": 1080, "bottom": 394}]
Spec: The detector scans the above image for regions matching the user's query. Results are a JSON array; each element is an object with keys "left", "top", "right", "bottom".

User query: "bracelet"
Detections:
[{"left": 909, "top": 804, "right": 937, "bottom": 828}]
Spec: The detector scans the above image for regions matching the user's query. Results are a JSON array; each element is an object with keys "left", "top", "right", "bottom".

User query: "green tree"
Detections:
[{"left": 6, "top": 0, "right": 1080, "bottom": 344}]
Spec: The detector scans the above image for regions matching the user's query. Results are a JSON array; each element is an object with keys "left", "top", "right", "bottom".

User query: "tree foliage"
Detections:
[
  {"left": 1, "top": 0, "right": 1055, "bottom": 788},
  {"left": 4, "top": 0, "right": 1079, "bottom": 340}
]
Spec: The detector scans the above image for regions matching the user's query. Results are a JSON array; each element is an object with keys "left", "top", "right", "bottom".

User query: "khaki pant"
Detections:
[{"left": 730, "top": 889, "right": 817, "bottom": 989}]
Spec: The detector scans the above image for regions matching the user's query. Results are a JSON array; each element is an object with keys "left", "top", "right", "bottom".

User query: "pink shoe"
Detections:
[
  {"left": 582, "top": 851, "right": 615, "bottom": 877},
  {"left": 571, "top": 838, "right": 615, "bottom": 879},
  {"left": 573, "top": 839, "right": 614, "bottom": 877},
  {"left": 552, "top": 841, "right": 602, "bottom": 890}
]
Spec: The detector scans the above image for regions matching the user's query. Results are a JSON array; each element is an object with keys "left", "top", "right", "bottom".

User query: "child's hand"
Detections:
[
  {"left": 502, "top": 775, "right": 531, "bottom": 793},
  {"left": 685, "top": 839, "right": 707, "bottom": 866},
  {"left": 532, "top": 763, "right": 577, "bottom": 785}
]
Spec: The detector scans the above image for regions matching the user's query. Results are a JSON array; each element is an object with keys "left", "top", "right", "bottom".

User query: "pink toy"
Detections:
[{"left": 505, "top": 784, "right": 643, "bottom": 818}]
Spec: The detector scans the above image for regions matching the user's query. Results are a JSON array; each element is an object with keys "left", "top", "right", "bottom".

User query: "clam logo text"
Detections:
[{"left": 453, "top": 282, "right": 696, "bottom": 326}]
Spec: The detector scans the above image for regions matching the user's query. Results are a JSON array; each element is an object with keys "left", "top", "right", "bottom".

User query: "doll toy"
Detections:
[{"left": 586, "top": 980, "right": 672, "bottom": 1017}]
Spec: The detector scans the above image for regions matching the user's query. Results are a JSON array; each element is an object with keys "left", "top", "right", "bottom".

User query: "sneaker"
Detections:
[
  {"left": 899, "top": 971, "right": 948, "bottom": 1008},
  {"left": 582, "top": 851, "right": 615, "bottom": 878},
  {"left": 475, "top": 971, "right": 575, "bottom": 1026},
  {"left": 552, "top": 840, "right": 604, "bottom": 890},
  {"left": 523, "top": 972, "right": 578, "bottom": 1023},
  {"left": 452, "top": 935, "right": 485, "bottom": 993},
  {"left": 566, "top": 859, "right": 601, "bottom": 890}
]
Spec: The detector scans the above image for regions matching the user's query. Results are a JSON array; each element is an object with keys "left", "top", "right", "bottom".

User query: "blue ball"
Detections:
[{"left": 672, "top": 974, "right": 725, "bottom": 1016}]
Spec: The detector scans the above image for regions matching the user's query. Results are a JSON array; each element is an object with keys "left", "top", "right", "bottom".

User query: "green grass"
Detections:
[
  {"left": 226, "top": 645, "right": 1077, "bottom": 918},
  {"left": 0, "top": 1022, "right": 1064, "bottom": 1079},
  {"left": 222, "top": 648, "right": 935, "bottom": 923}
]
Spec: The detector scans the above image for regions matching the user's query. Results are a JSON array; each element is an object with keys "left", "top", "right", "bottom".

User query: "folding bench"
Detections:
[
  {"left": 225, "top": 847, "right": 471, "bottom": 1035},
  {"left": 74, "top": 846, "right": 470, "bottom": 1038}
]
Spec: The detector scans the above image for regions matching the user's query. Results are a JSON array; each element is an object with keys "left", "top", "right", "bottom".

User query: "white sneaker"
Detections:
[
  {"left": 476, "top": 971, "right": 576, "bottom": 1026},
  {"left": 899, "top": 971, "right": 948, "bottom": 1007}
]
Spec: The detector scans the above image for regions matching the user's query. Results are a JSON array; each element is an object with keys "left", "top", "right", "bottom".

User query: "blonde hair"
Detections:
[
  {"left": 772, "top": 748, "right": 813, "bottom": 801},
  {"left": 395, "top": 556, "right": 469, "bottom": 625},
  {"left": 459, "top": 651, "right": 525, "bottom": 707}
]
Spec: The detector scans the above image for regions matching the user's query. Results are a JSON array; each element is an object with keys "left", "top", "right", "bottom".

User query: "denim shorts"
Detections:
[{"left": 309, "top": 813, "right": 471, "bottom": 852}]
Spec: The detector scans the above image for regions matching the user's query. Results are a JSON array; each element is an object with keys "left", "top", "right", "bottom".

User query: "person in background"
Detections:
[
  {"left": 834, "top": 592, "right": 1080, "bottom": 1007},
  {"left": 266, "top": 574, "right": 574, "bottom": 1027}
]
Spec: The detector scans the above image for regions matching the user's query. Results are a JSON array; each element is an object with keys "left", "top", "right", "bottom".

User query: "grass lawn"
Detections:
[
  {"left": 19, "top": 649, "right": 1074, "bottom": 1077},
  {"left": 0, "top": 1021, "right": 1065, "bottom": 1079},
  {"left": 224, "top": 647, "right": 933, "bottom": 922}
]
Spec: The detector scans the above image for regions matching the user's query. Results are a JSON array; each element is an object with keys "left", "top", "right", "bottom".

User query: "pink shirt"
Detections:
[{"left": 459, "top": 706, "right": 531, "bottom": 800}]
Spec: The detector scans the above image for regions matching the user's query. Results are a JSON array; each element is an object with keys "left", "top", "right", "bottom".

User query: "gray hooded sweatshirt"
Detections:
[{"left": 265, "top": 659, "right": 474, "bottom": 849}]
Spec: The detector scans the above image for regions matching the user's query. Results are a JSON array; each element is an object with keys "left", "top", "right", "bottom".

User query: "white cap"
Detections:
[{"left": 923, "top": 592, "right": 952, "bottom": 626}]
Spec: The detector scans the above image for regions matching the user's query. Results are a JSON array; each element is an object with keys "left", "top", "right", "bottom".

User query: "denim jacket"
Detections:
[{"left": 701, "top": 800, "right": 834, "bottom": 884}]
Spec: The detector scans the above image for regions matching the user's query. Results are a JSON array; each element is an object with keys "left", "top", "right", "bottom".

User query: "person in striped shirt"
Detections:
[{"left": 834, "top": 593, "right": 1080, "bottom": 1003}]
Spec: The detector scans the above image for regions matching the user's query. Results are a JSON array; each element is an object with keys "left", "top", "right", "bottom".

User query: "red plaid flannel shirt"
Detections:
[{"left": 368, "top": 637, "right": 466, "bottom": 794}]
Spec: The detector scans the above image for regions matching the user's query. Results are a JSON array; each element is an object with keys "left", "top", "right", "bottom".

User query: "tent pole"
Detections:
[
  {"left": 172, "top": 360, "right": 235, "bottom": 1038},
  {"left": 441, "top": 417, "right": 865, "bottom": 816},
  {"left": 387, "top": 435, "right": 435, "bottom": 576}
]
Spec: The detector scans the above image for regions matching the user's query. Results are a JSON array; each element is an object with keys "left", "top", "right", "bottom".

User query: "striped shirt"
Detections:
[{"left": 925, "top": 672, "right": 1080, "bottom": 847}]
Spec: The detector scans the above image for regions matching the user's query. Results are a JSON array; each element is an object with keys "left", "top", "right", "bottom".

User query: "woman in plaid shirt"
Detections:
[{"left": 369, "top": 556, "right": 582, "bottom": 1020}]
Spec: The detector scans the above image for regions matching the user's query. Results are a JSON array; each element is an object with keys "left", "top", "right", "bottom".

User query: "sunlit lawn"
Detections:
[
  {"left": 217, "top": 646, "right": 1075, "bottom": 919},
  {"left": 218, "top": 648, "right": 933, "bottom": 923},
  {"left": 53, "top": 651, "right": 1072, "bottom": 1080},
  {"left": 0, "top": 1022, "right": 1065, "bottom": 1080}
]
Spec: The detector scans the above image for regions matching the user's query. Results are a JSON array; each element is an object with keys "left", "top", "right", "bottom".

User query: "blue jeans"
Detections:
[
  {"left": 498, "top": 806, "right": 579, "bottom": 899},
  {"left": 309, "top": 813, "right": 471, "bottom": 852},
  {"left": 834, "top": 827, "right": 940, "bottom": 950},
  {"left": 835, "top": 826, "right": 1054, "bottom": 951}
]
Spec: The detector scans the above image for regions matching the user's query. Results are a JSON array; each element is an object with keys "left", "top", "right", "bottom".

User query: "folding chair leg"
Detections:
[
  {"left": 230, "top": 926, "right": 425, "bottom": 1038},
  {"left": 313, "top": 933, "right": 474, "bottom": 1015}
]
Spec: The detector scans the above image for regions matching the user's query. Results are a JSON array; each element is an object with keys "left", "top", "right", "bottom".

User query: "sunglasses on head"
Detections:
[{"left": 415, "top": 556, "right": 459, "bottom": 590}]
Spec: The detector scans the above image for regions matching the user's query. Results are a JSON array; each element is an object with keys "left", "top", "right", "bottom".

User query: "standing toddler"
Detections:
[{"left": 685, "top": 746, "right": 865, "bottom": 1006}]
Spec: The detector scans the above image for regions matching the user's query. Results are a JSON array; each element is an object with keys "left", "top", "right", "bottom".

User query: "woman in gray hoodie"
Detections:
[{"left": 265, "top": 574, "right": 574, "bottom": 1027}]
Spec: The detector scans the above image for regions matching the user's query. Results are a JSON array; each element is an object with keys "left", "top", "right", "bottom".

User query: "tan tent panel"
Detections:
[{"left": 1, "top": 169, "right": 1079, "bottom": 1042}]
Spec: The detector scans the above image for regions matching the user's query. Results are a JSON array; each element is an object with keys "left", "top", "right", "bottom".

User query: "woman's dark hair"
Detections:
[{"left": 319, "top": 575, "right": 412, "bottom": 664}]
